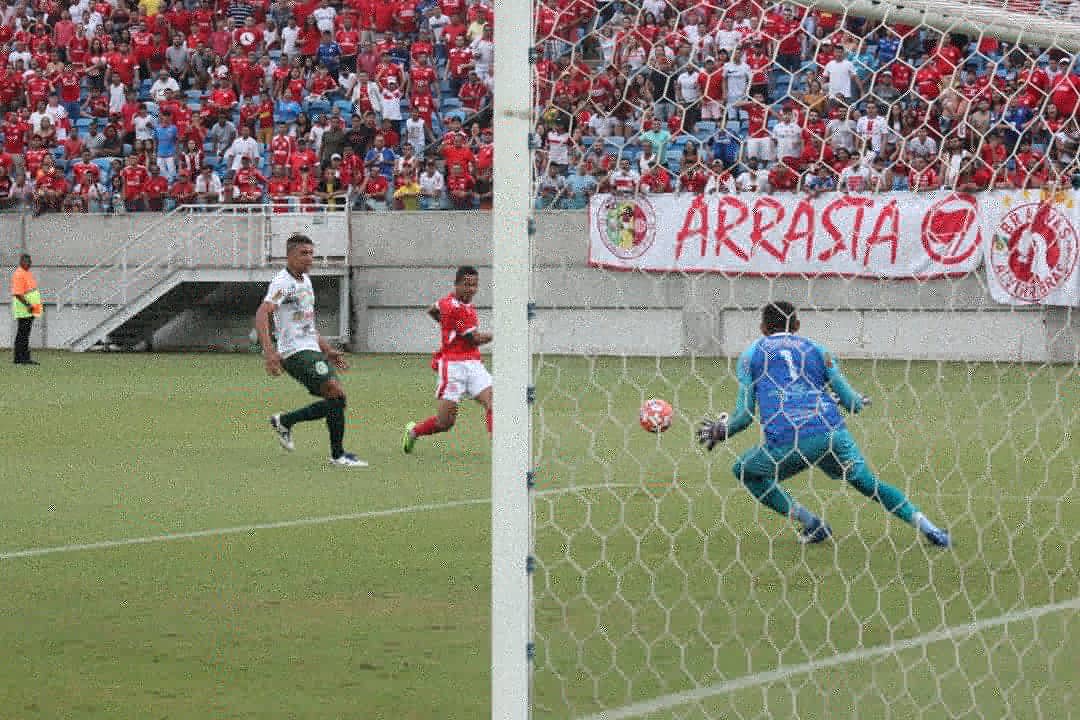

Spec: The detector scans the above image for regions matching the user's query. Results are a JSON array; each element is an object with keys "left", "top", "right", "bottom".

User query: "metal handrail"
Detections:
[{"left": 57, "top": 204, "right": 350, "bottom": 309}]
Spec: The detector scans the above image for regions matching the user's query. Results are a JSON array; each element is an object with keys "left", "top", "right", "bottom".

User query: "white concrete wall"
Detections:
[{"left": 2, "top": 210, "right": 1076, "bottom": 362}]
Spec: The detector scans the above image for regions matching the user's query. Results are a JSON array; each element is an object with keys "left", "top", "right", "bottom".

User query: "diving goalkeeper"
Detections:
[{"left": 698, "top": 302, "right": 950, "bottom": 547}]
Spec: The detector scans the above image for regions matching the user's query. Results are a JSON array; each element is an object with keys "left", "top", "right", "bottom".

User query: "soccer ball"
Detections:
[{"left": 640, "top": 398, "right": 674, "bottom": 433}]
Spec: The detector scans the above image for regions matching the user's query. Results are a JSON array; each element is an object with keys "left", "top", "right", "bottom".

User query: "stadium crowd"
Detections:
[{"left": 0, "top": 0, "right": 1076, "bottom": 214}]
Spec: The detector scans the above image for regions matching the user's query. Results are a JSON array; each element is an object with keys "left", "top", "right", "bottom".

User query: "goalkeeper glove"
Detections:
[
  {"left": 830, "top": 392, "right": 872, "bottom": 412},
  {"left": 697, "top": 413, "right": 729, "bottom": 451}
]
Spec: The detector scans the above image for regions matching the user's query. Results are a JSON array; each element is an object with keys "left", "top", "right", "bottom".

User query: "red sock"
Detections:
[
  {"left": 414, "top": 416, "right": 443, "bottom": 437},
  {"left": 486, "top": 408, "right": 493, "bottom": 434}
]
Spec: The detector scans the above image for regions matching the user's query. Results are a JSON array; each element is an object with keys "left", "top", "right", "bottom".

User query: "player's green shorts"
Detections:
[{"left": 282, "top": 350, "right": 337, "bottom": 396}]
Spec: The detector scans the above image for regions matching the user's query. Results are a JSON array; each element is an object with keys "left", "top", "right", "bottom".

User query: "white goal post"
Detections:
[
  {"left": 491, "top": 0, "right": 534, "bottom": 718},
  {"left": 491, "top": 0, "right": 1080, "bottom": 716}
]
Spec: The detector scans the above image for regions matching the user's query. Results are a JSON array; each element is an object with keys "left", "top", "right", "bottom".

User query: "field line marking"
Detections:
[
  {"left": 578, "top": 595, "right": 1080, "bottom": 720},
  {"left": 0, "top": 482, "right": 1061, "bottom": 561},
  {"left": 0, "top": 484, "right": 640, "bottom": 562}
]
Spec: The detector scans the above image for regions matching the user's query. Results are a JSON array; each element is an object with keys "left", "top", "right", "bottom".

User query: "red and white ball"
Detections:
[{"left": 639, "top": 398, "right": 674, "bottom": 433}]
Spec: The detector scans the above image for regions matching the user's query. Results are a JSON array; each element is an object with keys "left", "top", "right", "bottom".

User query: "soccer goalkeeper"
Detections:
[{"left": 698, "top": 302, "right": 950, "bottom": 547}]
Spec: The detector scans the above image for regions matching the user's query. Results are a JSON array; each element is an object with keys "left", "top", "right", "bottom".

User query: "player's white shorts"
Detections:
[{"left": 436, "top": 360, "right": 493, "bottom": 403}]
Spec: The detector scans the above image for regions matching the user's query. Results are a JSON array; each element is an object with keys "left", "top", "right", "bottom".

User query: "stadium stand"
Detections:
[{"left": 0, "top": 0, "right": 1076, "bottom": 214}]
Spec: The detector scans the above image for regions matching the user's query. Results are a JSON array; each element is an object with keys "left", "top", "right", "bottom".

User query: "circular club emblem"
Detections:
[
  {"left": 991, "top": 201, "right": 1079, "bottom": 302},
  {"left": 920, "top": 193, "right": 982, "bottom": 265},
  {"left": 596, "top": 196, "right": 656, "bottom": 260}
]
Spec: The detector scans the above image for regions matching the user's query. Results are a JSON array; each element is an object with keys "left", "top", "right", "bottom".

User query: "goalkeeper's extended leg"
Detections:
[
  {"left": 824, "top": 430, "right": 950, "bottom": 547},
  {"left": 733, "top": 445, "right": 830, "bottom": 543}
]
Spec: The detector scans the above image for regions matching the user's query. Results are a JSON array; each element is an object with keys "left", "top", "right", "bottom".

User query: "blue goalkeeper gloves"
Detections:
[{"left": 697, "top": 413, "right": 729, "bottom": 451}]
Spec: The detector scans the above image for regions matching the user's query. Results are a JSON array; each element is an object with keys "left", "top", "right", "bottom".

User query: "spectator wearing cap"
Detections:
[
  {"left": 704, "top": 159, "right": 736, "bottom": 195},
  {"left": 869, "top": 70, "right": 901, "bottom": 106}
]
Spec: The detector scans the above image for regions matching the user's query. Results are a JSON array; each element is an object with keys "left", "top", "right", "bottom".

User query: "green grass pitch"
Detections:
[{"left": 0, "top": 352, "right": 1076, "bottom": 720}]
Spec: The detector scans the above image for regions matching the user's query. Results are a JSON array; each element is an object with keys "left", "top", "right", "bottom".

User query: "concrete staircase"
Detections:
[{"left": 54, "top": 206, "right": 349, "bottom": 351}]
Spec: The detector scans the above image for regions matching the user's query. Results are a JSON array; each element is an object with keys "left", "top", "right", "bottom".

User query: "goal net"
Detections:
[{"left": 496, "top": 0, "right": 1080, "bottom": 717}]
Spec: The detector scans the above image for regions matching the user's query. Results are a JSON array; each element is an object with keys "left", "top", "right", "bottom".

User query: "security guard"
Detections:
[{"left": 11, "top": 253, "right": 42, "bottom": 365}]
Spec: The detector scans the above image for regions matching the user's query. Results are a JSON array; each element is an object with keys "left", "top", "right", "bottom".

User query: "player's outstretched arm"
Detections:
[
  {"left": 699, "top": 358, "right": 756, "bottom": 451},
  {"left": 822, "top": 350, "right": 867, "bottom": 413},
  {"left": 426, "top": 303, "right": 441, "bottom": 323}
]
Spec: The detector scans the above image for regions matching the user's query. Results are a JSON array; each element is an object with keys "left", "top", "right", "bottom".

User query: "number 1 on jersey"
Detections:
[{"left": 779, "top": 349, "right": 799, "bottom": 381}]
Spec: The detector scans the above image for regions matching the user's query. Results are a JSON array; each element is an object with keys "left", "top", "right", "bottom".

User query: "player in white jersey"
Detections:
[{"left": 255, "top": 234, "right": 367, "bottom": 467}]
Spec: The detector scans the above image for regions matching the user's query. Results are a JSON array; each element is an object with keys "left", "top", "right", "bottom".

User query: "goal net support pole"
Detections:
[{"left": 491, "top": 0, "right": 534, "bottom": 717}]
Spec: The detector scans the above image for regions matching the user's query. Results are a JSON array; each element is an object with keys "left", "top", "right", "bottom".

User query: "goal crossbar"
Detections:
[{"left": 792, "top": 0, "right": 1080, "bottom": 52}]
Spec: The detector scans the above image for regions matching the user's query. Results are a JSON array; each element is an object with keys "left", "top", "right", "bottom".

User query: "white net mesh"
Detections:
[{"left": 525, "top": 0, "right": 1080, "bottom": 717}]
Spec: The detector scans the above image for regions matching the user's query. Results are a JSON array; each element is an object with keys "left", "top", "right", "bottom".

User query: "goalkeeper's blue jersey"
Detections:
[{"left": 737, "top": 333, "right": 846, "bottom": 446}]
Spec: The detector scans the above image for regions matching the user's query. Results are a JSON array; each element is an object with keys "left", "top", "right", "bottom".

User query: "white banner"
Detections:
[
  {"left": 588, "top": 191, "right": 986, "bottom": 278},
  {"left": 983, "top": 191, "right": 1080, "bottom": 307}
]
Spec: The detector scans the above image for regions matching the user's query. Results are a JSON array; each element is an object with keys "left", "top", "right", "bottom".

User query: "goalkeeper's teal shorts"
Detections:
[{"left": 732, "top": 429, "right": 869, "bottom": 484}]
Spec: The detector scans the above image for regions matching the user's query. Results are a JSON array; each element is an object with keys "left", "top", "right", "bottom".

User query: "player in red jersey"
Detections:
[{"left": 402, "top": 266, "right": 493, "bottom": 453}]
